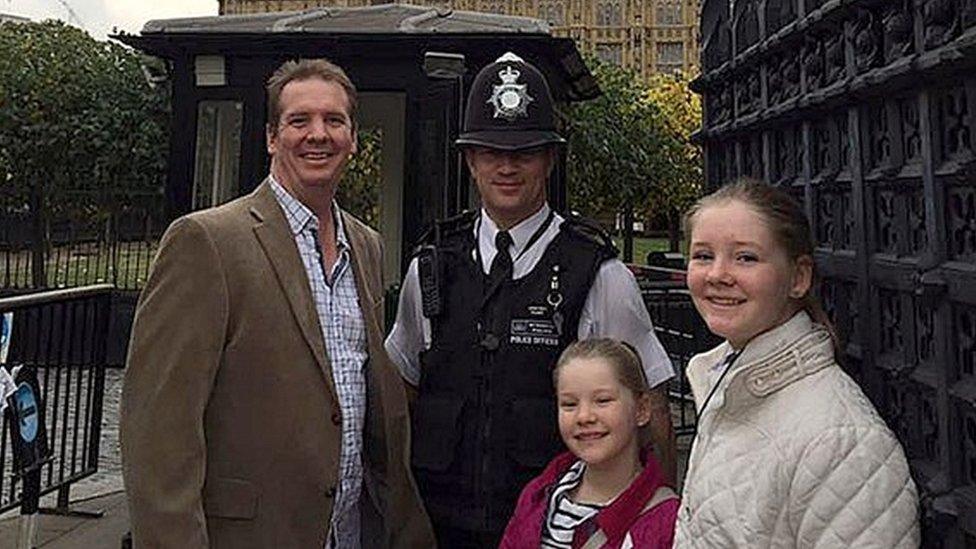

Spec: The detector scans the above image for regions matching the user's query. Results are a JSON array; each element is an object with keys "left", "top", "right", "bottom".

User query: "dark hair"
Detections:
[
  {"left": 266, "top": 58, "right": 358, "bottom": 134},
  {"left": 553, "top": 338, "right": 652, "bottom": 443},
  {"left": 683, "top": 177, "right": 840, "bottom": 351}
]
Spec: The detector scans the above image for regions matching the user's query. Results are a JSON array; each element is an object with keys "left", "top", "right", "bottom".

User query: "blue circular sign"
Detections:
[{"left": 13, "top": 384, "right": 38, "bottom": 443}]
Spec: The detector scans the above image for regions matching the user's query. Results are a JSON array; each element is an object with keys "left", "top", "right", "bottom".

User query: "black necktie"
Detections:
[{"left": 488, "top": 230, "right": 513, "bottom": 285}]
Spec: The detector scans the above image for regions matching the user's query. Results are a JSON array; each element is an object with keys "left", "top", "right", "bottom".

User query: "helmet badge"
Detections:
[{"left": 487, "top": 65, "right": 534, "bottom": 121}]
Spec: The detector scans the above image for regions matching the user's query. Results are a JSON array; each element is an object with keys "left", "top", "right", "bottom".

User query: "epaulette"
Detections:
[
  {"left": 415, "top": 209, "right": 478, "bottom": 250},
  {"left": 561, "top": 212, "right": 618, "bottom": 258}
]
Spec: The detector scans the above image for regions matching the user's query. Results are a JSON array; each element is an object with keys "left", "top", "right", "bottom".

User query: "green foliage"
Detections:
[
  {"left": 337, "top": 127, "right": 382, "bottom": 228},
  {"left": 0, "top": 20, "right": 168, "bottom": 212},
  {"left": 643, "top": 71, "right": 704, "bottom": 217},
  {"left": 564, "top": 58, "right": 703, "bottom": 225}
]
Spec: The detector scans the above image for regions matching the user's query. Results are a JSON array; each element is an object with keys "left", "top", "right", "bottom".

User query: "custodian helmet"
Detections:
[{"left": 456, "top": 52, "right": 566, "bottom": 151}]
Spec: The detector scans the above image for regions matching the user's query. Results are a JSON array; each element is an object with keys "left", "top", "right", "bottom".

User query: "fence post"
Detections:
[
  {"left": 110, "top": 198, "right": 119, "bottom": 288},
  {"left": 29, "top": 183, "right": 46, "bottom": 289}
]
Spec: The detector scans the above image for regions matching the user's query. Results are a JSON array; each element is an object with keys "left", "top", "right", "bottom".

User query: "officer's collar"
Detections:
[{"left": 478, "top": 204, "right": 552, "bottom": 257}]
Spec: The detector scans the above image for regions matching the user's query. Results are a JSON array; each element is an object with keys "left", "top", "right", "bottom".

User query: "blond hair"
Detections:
[{"left": 554, "top": 338, "right": 652, "bottom": 443}]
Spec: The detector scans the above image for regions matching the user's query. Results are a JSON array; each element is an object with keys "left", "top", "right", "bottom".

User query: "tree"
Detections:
[
  {"left": 643, "top": 71, "right": 704, "bottom": 251},
  {"left": 0, "top": 20, "right": 168, "bottom": 285},
  {"left": 337, "top": 127, "right": 382, "bottom": 229},
  {"left": 564, "top": 59, "right": 703, "bottom": 260}
]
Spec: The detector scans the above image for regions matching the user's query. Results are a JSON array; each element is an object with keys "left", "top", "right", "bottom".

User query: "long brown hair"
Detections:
[{"left": 683, "top": 178, "right": 840, "bottom": 352}]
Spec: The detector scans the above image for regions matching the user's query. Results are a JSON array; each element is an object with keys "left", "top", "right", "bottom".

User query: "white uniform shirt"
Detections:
[{"left": 384, "top": 205, "right": 674, "bottom": 388}]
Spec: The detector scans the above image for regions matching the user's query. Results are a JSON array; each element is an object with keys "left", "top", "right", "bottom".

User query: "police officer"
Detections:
[{"left": 385, "top": 52, "right": 676, "bottom": 547}]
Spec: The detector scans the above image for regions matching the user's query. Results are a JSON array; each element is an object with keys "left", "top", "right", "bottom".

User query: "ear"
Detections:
[
  {"left": 634, "top": 392, "right": 652, "bottom": 427},
  {"left": 790, "top": 255, "right": 814, "bottom": 299},
  {"left": 350, "top": 126, "right": 358, "bottom": 155},
  {"left": 545, "top": 146, "right": 557, "bottom": 175},
  {"left": 266, "top": 123, "right": 278, "bottom": 156}
]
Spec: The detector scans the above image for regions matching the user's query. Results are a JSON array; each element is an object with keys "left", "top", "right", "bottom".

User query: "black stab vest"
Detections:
[{"left": 410, "top": 215, "right": 614, "bottom": 534}]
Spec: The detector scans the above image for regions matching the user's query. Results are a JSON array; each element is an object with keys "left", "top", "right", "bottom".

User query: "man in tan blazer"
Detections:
[{"left": 121, "top": 58, "right": 434, "bottom": 548}]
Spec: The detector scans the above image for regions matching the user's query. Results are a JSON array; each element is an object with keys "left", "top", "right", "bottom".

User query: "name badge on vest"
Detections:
[{"left": 509, "top": 304, "right": 561, "bottom": 347}]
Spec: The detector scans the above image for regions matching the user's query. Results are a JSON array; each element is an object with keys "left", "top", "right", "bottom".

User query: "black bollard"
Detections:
[{"left": 5, "top": 366, "right": 52, "bottom": 549}]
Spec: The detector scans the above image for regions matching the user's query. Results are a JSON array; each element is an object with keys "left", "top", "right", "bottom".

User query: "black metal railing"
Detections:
[
  {"left": 0, "top": 188, "right": 166, "bottom": 292},
  {"left": 0, "top": 284, "right": 112, "bottom": 513},
  {"left": 631, "top": 264, "right": 720, "bottom": 438}
]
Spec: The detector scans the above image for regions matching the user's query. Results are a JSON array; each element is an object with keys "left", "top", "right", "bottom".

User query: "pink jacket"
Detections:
[{"left": 498, "top": 449, "right": 678, "bottom": 549}]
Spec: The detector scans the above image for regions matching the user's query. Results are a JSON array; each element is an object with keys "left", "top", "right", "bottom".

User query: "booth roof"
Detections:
[
  {"left": 140, "top": 3, "right": 551, "bottom": 35},
  {"left": 117, "top": 4, "right": 599, "bottom": 101}
]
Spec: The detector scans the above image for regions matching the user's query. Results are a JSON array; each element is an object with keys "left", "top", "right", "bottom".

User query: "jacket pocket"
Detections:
[
  {"left": 203, "top": 477, "right": 259, "bottom": 520},
  {"left": 507, "top": 398, "right": 561, "bottom": 468},
  {"left": 411, "top": 395, "right": 464, "bottom": 471}
]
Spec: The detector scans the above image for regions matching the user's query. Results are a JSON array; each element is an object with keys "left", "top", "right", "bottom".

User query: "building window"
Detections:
[
  {"left": 193, "top": 101, "right": 243, "bottom": 209},
  {"left": 595, "top": 43, "right": 623, "bottom": 65},
  {"left": 596, "top": 1, "right": 622, "bottom": 26},
  {"left": 539, "top": 1, "right": 566, "bottom": 26},
  {"left": 481, "top": 1, "right": 507, "bottom": 14},
  {"left": 656, "top": 1, "right": 682, "bottom": 25},
  {"left": 657, "top": 41, "right": 684, "bottom": 64}
]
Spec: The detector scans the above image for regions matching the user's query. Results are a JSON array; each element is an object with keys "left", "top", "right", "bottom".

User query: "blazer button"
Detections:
[{"left": 331, "top": 411, "right": 341, "bottom": 425}]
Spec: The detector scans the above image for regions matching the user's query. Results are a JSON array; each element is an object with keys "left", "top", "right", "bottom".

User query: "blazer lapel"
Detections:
[
  {"left": 342, "top": 209, "right": 380, "bottom": 337},
  {"left": 342, "top": 210, "right": 389, "bottom": 459},
  {"left": 249, "top": 180, "right": 337, "bottom": 400}
]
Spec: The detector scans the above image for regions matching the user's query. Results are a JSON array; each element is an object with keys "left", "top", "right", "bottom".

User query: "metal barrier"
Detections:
[
  {"left": 0, "top": 284, "right": 112, "bottom": 514},
  {"left": 631, "top": 264, "right": 721, "bottom": 438}
]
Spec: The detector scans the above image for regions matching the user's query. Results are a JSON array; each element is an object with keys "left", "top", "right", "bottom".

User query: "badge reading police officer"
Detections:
[{"left": 487, "top": 53, "right": 534, "bottom": 121}]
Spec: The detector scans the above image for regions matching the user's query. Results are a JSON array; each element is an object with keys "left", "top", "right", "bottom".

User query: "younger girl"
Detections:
[{"left": 499, "top": 339, "right": 678, "bottom": 548}]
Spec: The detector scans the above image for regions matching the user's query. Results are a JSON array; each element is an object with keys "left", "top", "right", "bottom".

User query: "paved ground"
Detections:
[
  {"left": 0, "top": 367, "right": 694, "bottom": 547},
  {"left": 0, "top": 368, "right": 124, "bottom": 548},
  {"left": 71, "top": 367, "right": 125, "bottom": 500},
  {"left": 0, "top": 491, "right": 128, "bottom": 549}
]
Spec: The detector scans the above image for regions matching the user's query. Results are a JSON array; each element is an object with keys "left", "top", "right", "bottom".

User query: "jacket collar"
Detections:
[
  {"left": 591, "top": 446, "right": 669, "bottom": 543},
  {"left": 688, "top": 311, "right": 836, "bottom": 407},
  {"left": 267, "top": 176, "right": 352, "bottom": 254},
  {"left": 537, "top": 448, "right": 670, "bottom": 544}
]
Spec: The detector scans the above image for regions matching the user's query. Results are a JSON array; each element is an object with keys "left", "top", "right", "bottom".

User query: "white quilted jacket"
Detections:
[{"left": 674, "top": 312, "right": 920, "bottom": 548}]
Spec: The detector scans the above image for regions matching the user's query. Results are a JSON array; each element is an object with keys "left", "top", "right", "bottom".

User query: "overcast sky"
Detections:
[{"left": 2, "top": 0, "right": 218, "bottom": 40}]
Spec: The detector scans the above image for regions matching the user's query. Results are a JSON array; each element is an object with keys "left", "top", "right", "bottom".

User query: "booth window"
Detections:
[{"left": 193, "top": 101, "right": 243, "bottom": 210}]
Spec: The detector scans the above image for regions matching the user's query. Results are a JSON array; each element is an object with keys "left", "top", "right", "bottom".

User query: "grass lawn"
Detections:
[
  {"left": 0, "top": 240, "right": 158, "bottom": 291},
  {"left": 611, "top": 236, "right": 677, "bottom": 264}
]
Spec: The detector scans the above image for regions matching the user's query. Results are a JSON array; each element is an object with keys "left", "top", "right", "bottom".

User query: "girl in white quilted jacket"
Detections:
[{"left": 674, "top": 179, "right": 920, "bottom": 548}]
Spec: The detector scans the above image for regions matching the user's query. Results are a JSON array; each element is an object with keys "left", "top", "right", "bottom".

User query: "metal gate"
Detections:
[{"left": 693, "top": 0, "right": 976, "bottom": 545}]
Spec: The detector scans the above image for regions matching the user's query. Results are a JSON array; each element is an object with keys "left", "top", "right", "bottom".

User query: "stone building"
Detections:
[{"left": 219, "top": 0, "right": 700, "bottom": 77}]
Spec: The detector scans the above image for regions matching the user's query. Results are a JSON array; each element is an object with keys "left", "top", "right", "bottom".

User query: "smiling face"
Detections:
[
  {"left": 267, "top": 77, "right": 357, "bottom": 200},
  {"left": 465, "top": 145, "right": 555, "bottom": 229},
  {"left": 686, "top": 200, "right": 812, "bottom": 349},
  {"left": 556, "top": 357, "right": 650, "bottom": 471}
]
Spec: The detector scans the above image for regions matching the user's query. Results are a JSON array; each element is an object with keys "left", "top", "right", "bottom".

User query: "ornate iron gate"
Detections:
[{"left": 694, "top": 0, "right": 976, "bottom": 545}]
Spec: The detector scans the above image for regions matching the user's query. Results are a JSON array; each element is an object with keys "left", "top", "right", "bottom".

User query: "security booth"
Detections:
[{"left": 116, "top": 4, "right": 598, "bottom": 286}]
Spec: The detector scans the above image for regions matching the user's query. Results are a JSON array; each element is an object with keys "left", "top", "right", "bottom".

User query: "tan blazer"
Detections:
[{"left": 121, "top": 181, "right": 434, "bottom": 548}]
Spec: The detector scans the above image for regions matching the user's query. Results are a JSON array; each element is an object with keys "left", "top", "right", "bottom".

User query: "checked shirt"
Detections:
[{"left": 271, "top": 177, "right": 368, "bottom": 548}]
